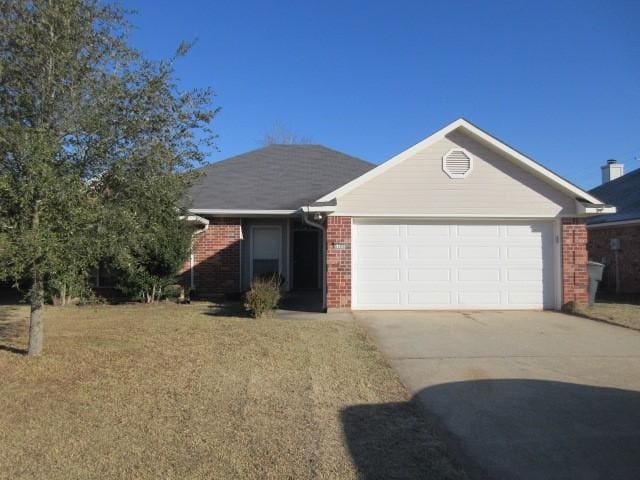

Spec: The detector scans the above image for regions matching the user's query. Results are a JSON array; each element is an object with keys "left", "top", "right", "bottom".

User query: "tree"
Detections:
[
  {"left": 0, "top": 0, "right": 216, "bottom": 354},
  {"left": 106, "top": 177, "right": 194, "bottom": 304},
  {"left": 262, "top": 121, "right": 313, "bottom": 145}
]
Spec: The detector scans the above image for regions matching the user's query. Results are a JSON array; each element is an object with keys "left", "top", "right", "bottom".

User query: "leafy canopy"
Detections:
[{"left": 0, "top": 1, "right": 216, "bottom": 310}]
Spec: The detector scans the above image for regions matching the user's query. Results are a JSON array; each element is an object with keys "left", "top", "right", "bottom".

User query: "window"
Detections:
[
  {"left": 251, "top": 226, "right": 281, "bottom": 279},
  {"left": 442, "top": 148, "right": 473, "bottom": 179}
]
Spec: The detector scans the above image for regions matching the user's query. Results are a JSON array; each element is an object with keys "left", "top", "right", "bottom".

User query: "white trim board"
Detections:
[
  {"left": 332, "top": 213, "right": 561, "bottom": 219},
  {"left": 575, "top": 201, "right": 616, "bottom": 216},
  {"left": 317, "top": 118, "right": 605, "bottom": 206},
  {"left": 190, "top": 209, "right": 297, "bottom": 216}
]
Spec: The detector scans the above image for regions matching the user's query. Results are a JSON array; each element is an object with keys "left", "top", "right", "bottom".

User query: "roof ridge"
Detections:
[
  {"left": 194, "top": 146, "right": 270, "bottom": 172},
  {"left": 187, "top": 143, "right": 375, "bottom": 211},
  {"left": 197, "top": 143, "right": 374, "bottom": 172}
]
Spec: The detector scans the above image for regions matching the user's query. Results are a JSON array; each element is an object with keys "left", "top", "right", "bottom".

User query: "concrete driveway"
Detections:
[{"left": 356, "top": 310, "right": 640, "bottom": 480}]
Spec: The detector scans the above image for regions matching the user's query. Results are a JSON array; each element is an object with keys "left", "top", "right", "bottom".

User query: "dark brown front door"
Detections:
[{"left": 293, "top": 230, "right": 319, "bottom": 289}]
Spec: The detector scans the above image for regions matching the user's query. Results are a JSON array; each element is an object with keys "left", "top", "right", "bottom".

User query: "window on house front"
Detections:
[{"left": 251, "top": 226, "right": 281, "bottom": 279}]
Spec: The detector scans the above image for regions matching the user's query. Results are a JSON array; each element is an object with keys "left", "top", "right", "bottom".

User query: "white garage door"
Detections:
[{"left": 352, "top": 220, "right": 556, "bottom": 310}]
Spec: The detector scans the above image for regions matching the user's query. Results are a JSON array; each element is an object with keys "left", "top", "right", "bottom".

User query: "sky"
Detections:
[{"left": 124, "top": 0, "right": 640, "bottom": 190}]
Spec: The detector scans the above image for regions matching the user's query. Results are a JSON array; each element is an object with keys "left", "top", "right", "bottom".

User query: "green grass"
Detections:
[{"left": 0, "top": 303, "right": 466, "bottom": 479}]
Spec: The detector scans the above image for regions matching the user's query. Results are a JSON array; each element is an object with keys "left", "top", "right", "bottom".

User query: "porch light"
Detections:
[{"left": 313, "top": 213, "right": 324, "bottom": 221}]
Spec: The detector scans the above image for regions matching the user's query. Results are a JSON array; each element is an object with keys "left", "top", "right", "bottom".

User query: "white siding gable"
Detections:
[{"left": 333, "top": 130, "right": 576, "bottom": 217}]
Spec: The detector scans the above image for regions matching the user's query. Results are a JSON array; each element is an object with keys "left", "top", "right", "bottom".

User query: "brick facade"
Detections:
[
  {"left": 588, "top": 224, "right": 640, "bottom": 294},
  {"left": 183, "top": 218, "right": 241, "bottom": 297},
  {"left": 178, "top": 215, "right": 594, "bottom": 309},
  {"left": 561, "top": 218, "right": 589, "bottom": 306},
  {"left": 326, "top": 216, "right": 352, "bottom": 309}
]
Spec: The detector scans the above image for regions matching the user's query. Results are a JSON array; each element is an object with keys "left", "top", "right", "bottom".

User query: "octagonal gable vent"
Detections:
[{"left": 442, "top": 149, "right": 473, "bottom": 179}]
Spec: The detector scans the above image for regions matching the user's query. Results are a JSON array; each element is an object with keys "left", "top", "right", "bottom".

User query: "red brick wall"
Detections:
[
  {"left": 326, "top": 216, "right": 351, "bottom": 309},
  {"left": 562, "top": 218, "right": 589, "bottom": 305},
  {"left": 183, "top": 218, "right": 241, "bottom": 297},
  {"left": 588, "top": 224, "right": 640, "bottom": 293}
]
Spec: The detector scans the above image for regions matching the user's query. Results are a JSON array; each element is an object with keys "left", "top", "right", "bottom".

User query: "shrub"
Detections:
[
  {"left": 163, "top": 284, "right": 184, "bottom": 302},
  {"left": 77, "top": 289, "right": 105, "bottom": 306},
  {"left": 244, "top": 274, "right": 281, "bottom": 318}
]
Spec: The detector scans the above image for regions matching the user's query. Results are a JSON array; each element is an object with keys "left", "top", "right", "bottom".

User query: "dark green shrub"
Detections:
[
  {"left": 163, "top": 284, "right": 184, "bottom": 302},
  {"left": 244, "top": 275, "right": 281, "bottom": 318}
]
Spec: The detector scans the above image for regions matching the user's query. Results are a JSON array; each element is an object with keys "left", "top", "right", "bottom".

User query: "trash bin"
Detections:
[{"left": 588, "top": 261, "right": 605, "bottom": 306}]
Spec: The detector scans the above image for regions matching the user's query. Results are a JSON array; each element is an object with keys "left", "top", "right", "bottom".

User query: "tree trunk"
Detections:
[
  {"left": 28, "top": 277, "right": 44, "bottom": 355},
  {"left": 28, "top": 200, "right": 44, "bottom": 355}
]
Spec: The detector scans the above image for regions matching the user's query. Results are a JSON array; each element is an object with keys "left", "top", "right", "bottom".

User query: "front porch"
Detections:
[
  {"left": 186, "top": 214, "right": 350, "bottom": 311},
  {"left": 240, "top": 217, "right": 324, "bottom": 309}
]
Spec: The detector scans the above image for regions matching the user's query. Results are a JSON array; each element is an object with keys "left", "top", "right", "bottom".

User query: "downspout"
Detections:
[
  {"left": 180, "top": 216, "right": 209, "bottom": 291},
  {"left": 302, "top": 211, "right": 327, "bottom": 311}
]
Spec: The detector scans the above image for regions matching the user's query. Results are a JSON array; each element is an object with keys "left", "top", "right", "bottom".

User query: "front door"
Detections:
[{"left": 293, "top": 230, "right": 319, "bottom": 289}]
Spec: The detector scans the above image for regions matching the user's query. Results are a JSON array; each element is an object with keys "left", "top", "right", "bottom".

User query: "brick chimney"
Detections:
[{"left": 601, "top": 159, "right": 624, "bottom": 184}]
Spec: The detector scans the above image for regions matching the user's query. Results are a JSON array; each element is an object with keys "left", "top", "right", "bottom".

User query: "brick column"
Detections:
[
  {"left": 561, "top": 218, "right": 589, "bottom": 306},
  {"left": 326, "top": 216, "right": 352, "bottom": 310},
  {"left": 189, "top": 218, "right": 242, "bottom": 297}
]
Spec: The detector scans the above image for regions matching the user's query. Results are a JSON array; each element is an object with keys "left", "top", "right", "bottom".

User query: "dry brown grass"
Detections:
[
  {"left": 0, "top": 303, "right": 466, "bottom": 480},
  {"left": 576, "top": 301, "right": 640, "bottom": 331}
]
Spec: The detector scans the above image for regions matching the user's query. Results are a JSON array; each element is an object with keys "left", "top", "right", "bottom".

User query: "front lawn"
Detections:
[
  {"left": 0, "top": 304, "right": 465, "bottom": 479},
  {"left": 576, "top": 299, "right": 640, "bottom": 331}
]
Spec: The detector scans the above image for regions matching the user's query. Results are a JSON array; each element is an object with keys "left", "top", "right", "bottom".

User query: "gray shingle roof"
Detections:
[
  {"left": 588, "top": 168, "right": 640, "bottom": 225},
  {"left": 188, "top": 144, "right": 374, "bottom": 211}
]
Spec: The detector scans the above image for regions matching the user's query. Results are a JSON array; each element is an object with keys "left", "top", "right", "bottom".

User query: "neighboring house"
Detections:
[
  {"left": 587, "top": 161, "right": 640, "bottom": 294},
  {"left": 183, "top": 118, "right": 614, "bottom": 311}
]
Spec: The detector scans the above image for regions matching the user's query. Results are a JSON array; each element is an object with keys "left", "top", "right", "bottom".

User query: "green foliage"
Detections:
[
  {"left": 47, "top": 270, "right": 90, "bottom": 306},
  {"left": 111, "top": 211, "right": 193, "bottom": 303},
  {"left": 244, "top": 275, "right": 281, "bottom": 318},
  {"left": 0, "top": 0, "right": 217, "bottom": 351},
  {"left": 163, "top": 284, "right": 184, "bottom": 302}
]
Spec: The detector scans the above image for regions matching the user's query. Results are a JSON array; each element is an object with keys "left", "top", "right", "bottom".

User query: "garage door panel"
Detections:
[
  {"left": 407, "top": 268, "right": 450, "bottom": 282},
  {"left": 459, "top": 291, "right": 502, "bottom": 305},
  {"left": 506, "top": 246, "right": 542, "bottom": 259},
  {"left": 407, "top": 291, "right": 452, "bottom": 305},
  {"left": 354, "top": 224, "right": 401, "bottom": 240},
  {"left": 357, "top": 245, "right": 400, "bottom": 260},
  {"left": 457, "top": 268, "right": 501, "bottom": 282},
  {"left": 356, "top": 268, "right": 401, "bottom": 282},
  {"left": 457, "top": 224, "right": 500, "bottom": 237},
  {"left": 407, "top": 245, "right": 451, "bottom": 260},
  {"left": 353, "top": 220, "right": 556, "bottom": 310},
  {"left": 457, "top": 246, "right": 500, "bottom": 259},
  {"left": 407, "top": 224, "right": 450, "bottom": 237},
  {"left": 357, "top": 291, "right": 401, "bottom": 306},
  {"left": 507, "top": 268, "right": 543, "bottom": 281},
  {"left": 508, "top": 292, "right": 544, "bottom": 305}
]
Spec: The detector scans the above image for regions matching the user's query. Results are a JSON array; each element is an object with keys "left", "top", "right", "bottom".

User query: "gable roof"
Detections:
[
  {"left": 587, "top": 168, "right": 640, "bottom": 225},
  {"left": 188, "top": 144, "right": 373, "bottom": 213},
  {"left": 316, "top": 118, "right": 604, "bottom": 206}
]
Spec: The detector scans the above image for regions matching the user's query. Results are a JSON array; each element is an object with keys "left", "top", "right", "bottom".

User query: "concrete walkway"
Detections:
[{"left": 356, "top": 310, "right": 640, "bottom": 480}]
